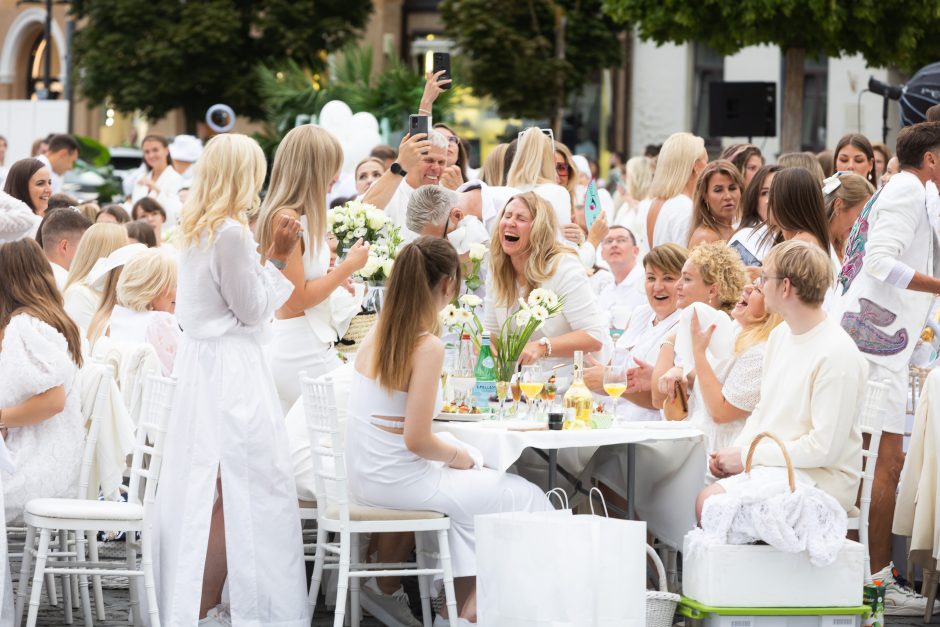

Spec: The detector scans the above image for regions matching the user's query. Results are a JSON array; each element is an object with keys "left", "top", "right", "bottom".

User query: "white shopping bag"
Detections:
[{"left": 475, "top": 508, "right": 646, "bottom": 626}]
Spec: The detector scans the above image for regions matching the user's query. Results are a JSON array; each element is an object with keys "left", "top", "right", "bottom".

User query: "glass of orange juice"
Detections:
[
  {"left": 519, "top": 364, "right": 545, "bottom": 421},
  {"left": 603, "top": 364, "right": 628, "bottom": 423}
]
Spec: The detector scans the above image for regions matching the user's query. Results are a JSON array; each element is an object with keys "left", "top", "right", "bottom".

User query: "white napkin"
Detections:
[
  {"left": 446, "top": 215, "right": 490, "bottom": 256},
  {"left": 437, "top": 431, "right": 484, "bottom": 470},
  {"left": 675, "top": 302, "right": 735, "bottom": 375}
]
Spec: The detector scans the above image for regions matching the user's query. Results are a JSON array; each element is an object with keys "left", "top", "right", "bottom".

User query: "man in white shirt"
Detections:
[
  {"left": 590, "top": 226, "right": 645, "bottom": 325},
  {"left": 361, "top": 131, "right": 449, "bottom": 241},
  {"left": 37, "top": 208, "right": 92, "bottom": 290},
  {"left": 405, "top": 185, "right": 489, "bottom": 256},
  {"left": 700, "top": 241, "right": 867, "bottom": 516},
  {"left": 36, "top": 134, "right": 79, "bottom": 194},
  {"left": 829, "top": 121, "right": 940, "bottom": 615}
]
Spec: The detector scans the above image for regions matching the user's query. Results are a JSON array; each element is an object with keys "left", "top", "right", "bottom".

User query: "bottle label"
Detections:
[
  {"left": 473, "top": 380, "right": 497, "bottom": 409},
  {"left": 481, "top": 356, "right": 494, "bottom": 369}
]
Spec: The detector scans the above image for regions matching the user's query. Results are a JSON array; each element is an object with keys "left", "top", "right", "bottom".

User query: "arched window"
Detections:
[{"left": 26, "top": 29, "right": 62, "bottom": 100}]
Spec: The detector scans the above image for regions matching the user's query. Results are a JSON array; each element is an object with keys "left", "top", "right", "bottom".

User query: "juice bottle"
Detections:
[{"left": 563, "top": 351, "right": 593, "bottom": 429}]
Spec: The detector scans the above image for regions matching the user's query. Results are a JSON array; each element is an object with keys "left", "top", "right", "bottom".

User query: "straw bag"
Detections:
[
  {"left": 662, "top": 381, "right": 688, "bottom": 420},
  {"left": 745, "top": 431, "right": 796, "bottom": 491},
  {"left": 645, "top": 545, "right": 680, "bottom": 627},
  {"left": 335, "top": 313, "right": 377, "bottom": 354}
]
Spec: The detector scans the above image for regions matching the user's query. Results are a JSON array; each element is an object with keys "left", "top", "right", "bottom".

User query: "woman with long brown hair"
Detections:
[
  {"left": 833, "top": 133, "right": 877, "bottom": 187},
  {"left": 3, "top": 158, "right": 52, "bottom": 216},
  {"left": 687, "top": 160, "right": 744, "bottom": 248},
  {"left": 0, "top": 238, "right": 85, "bottom": 525},
  {"left": 127, "top": 134, "right": 183, "bottom": 225},
  {"left": 347, "top": 236, "right": 551, "bottom": 625}
]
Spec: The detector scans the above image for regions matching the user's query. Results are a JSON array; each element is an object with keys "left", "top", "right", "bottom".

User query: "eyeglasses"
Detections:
[
  {"left": 555, "top": 163, "right": 570, "bottom": 174},
  {"left": 603, "top": 237, "right": 633, "bottom": 246},
  {"left": 756, "top": 273, "right": 785, "bottom": 287},
  {"left": 445, "top": 135, "right": 459, "bottom": 145}
]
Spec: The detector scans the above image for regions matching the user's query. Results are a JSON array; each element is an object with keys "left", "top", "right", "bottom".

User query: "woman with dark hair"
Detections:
[
  {"left": 0, "top": 238, "right": 85, "bottom": 524},
  {"left": 3, "top": 158, "right": 51, "bottom": 216},
  {"left": 687, "top": 160, "right": 743, "bottom": 248},
  {"left": 834, "top": 133, "right": 877, "bottom": 186},
  {"left": 95, "top": 204, "right": 131, "bottom": 224},
  {"left": 871, "top": 142, "right": 892, "bottom": 184},
  {"left": 719, "top": 144, "right": 763, "bottom": 187},
  {"left": 346, "top": 236, "right": 551, "bottom": 624},
  {"left": 764, "top": 167, "right": 831, "bottom": 252},
  {"left": 728, "top": 165, "right": 782, "bottom": 265},
  {"left": 132, "top": 197, "right": 168, "bottom": 243},
  {"left": 434, "top": 122, "right": 469, "bottom": 188},
  {"left": 125, "top": 220, "right": 158, "bottom": 248},
  {"left": 126, "top": 134, "right": 183, "bottom": 225}
]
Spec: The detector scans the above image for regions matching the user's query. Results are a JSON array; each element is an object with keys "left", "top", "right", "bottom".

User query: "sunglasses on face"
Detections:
[{"left": 555, "top": 163, "right": 570, "bottom": 175}]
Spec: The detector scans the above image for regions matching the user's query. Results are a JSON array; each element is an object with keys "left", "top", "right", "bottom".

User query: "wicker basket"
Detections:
[
  {"left": 646, "top": 544, "right": 680, "bottom": 627},
  {"left": 335, "top": 313, "right": 378, "bottom": 355}
]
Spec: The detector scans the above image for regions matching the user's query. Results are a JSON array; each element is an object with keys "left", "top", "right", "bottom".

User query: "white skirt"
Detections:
[
  {"left": 268, "top": 316, "right": 338, "bottom": 413},
  {"left": 346, "top": 416, "right": 552, "bottom": 578}
]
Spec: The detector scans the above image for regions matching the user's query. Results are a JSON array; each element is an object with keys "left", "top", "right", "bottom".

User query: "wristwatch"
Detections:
[{"left": 390, "top": 162, "right": 407, "bottom": 177}]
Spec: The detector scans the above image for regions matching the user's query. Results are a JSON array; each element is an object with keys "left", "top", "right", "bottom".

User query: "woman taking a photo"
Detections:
[
  {"left": 484, "top": 192, "right": 611, "bottom": 368},
  {"left": 256, "top": 125, "right": 370, "bottom": 412},
  {"left": 347, "top": 236, "right": 551, "bottom": 625},
  {"left": 687, "top": 160, "right": 744, "bottom": 248},
  {"left": 155, "top": 134, "right": 308, "bottom": 626}
]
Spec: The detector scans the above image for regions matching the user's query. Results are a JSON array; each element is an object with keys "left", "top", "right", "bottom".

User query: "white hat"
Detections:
[
  {"left": 86, "top": 243, "right": 148, "bottom": 291},
  {"left": 572, "top": 155, "right": 592, "bottom": 179},
  {"left": 169, "top": 135, "right": 203, "bottom": 163}
]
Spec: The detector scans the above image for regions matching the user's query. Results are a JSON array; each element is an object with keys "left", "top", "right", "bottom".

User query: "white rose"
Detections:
[
  {"left": 367, "top": 210, "right": 387, "bottom": 230},
  {"left": 382, "top": 259, "right": 394, "bottom": 277},
  {"left": 355, "top": 215, "right": 366, "bottom": 228},
  {"left": 468, "top": 243, "right": 487, "bottom": 261},
  {"left": 359, "top": 257, "right": 381, "bottom": 279},
  {"left": 459, "top": 294, "right": 482, "bottom": 308}
]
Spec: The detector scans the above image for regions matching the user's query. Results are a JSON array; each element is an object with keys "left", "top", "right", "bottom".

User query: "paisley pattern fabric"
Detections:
[
  {"left": 837, "top": 188, "right": 883, "bottom": 295},
  {"left": 841, "top": 297, "right": 909, "bottom": 356}
]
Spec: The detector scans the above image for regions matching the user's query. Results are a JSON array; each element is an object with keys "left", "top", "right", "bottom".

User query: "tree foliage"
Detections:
[
  {"left": 602, "top": 0, "right": 940, "bottom": 72},
  {"left": 440, "top": 0, "right": 623, "bottom": 120},
  {"left": 71, "top": 0, "right": 373, "bottom": 129}
]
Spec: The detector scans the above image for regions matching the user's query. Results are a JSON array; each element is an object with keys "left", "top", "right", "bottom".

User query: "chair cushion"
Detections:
[
  {"left": 324, "top": 503, "right": 444, "bottom": 521},
  {"left": 25, "top": 498, "right": 144, "bottom": 521}
]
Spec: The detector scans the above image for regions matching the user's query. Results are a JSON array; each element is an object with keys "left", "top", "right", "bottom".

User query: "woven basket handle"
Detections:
[
  {"left": 744, "top": 431, "right": 795, "bottom": 493},
  {"left": 645, "top": 544, "right": 669, "bottom": 592}
]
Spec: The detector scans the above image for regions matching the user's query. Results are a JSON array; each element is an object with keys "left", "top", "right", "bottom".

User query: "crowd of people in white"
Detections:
[{"left": 3, "top": 73, "right": 940, "bottom": 626}]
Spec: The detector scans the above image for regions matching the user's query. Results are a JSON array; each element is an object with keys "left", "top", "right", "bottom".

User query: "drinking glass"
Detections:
[
  {"left": 603, "top": 364, "right": 628, "bottom": 423},
  {"left": 519, "top": 364, "right": 545, "bottom": 421}
]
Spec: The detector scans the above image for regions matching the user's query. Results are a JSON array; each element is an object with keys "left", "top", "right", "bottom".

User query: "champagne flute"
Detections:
[
  {"left": 603, "top": 364, "right": 628, "bottom": 424},
  {"left": 519, "top": 364, "right": 545, "bottom": 421}
]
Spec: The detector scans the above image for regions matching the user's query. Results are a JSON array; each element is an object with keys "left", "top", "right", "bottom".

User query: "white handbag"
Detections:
[{"left": 475, "top": 489, "right": 647, "bottom": 626}]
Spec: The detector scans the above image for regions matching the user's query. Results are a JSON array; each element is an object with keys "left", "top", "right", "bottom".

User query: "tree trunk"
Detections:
[
  {"left": 550, "top": 5, "right": 566, "bottom": 137},
  {"left": 780, "top": 46, "right": 805, "bottom": 153}
]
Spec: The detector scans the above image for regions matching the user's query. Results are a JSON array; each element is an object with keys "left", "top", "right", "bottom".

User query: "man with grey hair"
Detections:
[
  {"left": 362, "top": 130, "right": 450, "bottom": 241},
  {"left": 406, "top": 184, "right": 491, "bottom": 256}
]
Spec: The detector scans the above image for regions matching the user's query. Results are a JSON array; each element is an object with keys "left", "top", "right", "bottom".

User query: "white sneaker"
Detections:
[
  {"left": 432, "top": 614, "right": 475, "bottom": 626},
  {"left": 359, "top": 578, "right": 421, "bottom": 627},
  {"left": 872, "top": 563, "right": 940, "bottom": 616},
  {"left": 198, "top": 603, "right": 233, "bottom": 626}
]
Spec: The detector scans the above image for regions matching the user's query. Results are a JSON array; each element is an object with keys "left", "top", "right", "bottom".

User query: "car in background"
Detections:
[{"left": 61, "top": 146, "right": 142, "bottom": 203}]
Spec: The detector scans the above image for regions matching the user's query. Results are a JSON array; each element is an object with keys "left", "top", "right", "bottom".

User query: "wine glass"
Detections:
[
  {"left": 519, "top": 364, "right": 545, "bottom": 421},
  {"left": 603, "top": 364, "right": 628, "bottom": 423}
]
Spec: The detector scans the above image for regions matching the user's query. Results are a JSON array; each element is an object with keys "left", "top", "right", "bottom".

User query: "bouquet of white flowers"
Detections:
[
  {"left": 493, "top": 288, "right": 564, "bottom": 380},
  {"left": 329, "top": 200, "right": 403, "bottom": 285},
  {"left": 440, "top": 294, "right": 485, "bottom": 349}
]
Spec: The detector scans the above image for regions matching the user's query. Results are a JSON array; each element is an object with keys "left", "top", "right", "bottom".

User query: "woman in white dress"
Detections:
[
  {"left": 154, "top": 134, "right": 308, "bottom": 626},
  {"left": 639, "top": 132, "right": 707, "bottom": 250},
  {"left": 347, "top": 236, "right": 552, "bottom": 625},
  {"left": 255, "top": 125, "right": 370, "bottom": 412},
  {"left": 127, "top": 135, "right": 183, "bottom": 226},
  {"left": 62, "top": 223, "right": 128, "bottom": 331},
  {"left": 728, "top": 165, "right": 781, "bottom": 266},
  {"left": 484, "top": 192, "right": 611, "bottom": 369},
  {"left": 96, "top": 248, "right": 180, "bottom": 376},
  {"left": 0, "top": 239, "right": 84, "bottom": 524},
  {"left": 506, "top": 128, "right": 572, "bottom": 230}
]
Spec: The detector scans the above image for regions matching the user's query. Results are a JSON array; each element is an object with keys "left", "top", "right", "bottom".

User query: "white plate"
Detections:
[
  {"left": 435, "top": 411, "right": 489, "bottom": 422},
  {"left": 614, "top": 420, "right": 698, "bottom": 430}
]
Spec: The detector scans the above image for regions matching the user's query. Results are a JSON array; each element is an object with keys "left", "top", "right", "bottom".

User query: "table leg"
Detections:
[
  {"left": 626, "top": 442, "right": 636, "bottom": 520},
  {"left": 548, "top": 449, "right": 558, "bottom": 492}
]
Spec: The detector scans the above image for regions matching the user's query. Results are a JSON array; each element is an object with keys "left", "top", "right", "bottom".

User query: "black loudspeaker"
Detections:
[{"left": 708, "top": 82, "right": 777, "bottom": 138}]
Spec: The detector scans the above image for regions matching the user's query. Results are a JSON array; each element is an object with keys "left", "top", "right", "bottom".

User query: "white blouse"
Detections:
[
  {"left": 484, "top": 253, "right": 612, "bottom": 370},
  {"left": 130, "top": 166, "right": 184, "bottom": 226},
  {"left": 614, "top": 304, "right": 682, "bottom": 421},
  {"left": 175, "top": 219, "right": 294, "bottom": 340},
  {"left": 63, "top": 282, "right": 102, "bottom": 333},
  {"left": 109, "top": 306, "right": 180, "bottom": 376}
]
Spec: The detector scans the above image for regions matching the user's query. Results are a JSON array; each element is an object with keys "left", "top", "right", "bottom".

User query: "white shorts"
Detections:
[
  {"left": 866, "top": 363, "right": 908, "bottom": 435},
  {"left": 717, "top": 466, "right": 815, "bottom": 498}
]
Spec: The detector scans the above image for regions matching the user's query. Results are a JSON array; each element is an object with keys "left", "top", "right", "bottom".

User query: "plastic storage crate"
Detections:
[{"left": 679, "top": 597, "right": 871, "bottom": 627}]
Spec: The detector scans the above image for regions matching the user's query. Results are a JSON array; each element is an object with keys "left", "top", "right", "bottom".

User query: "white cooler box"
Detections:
[{"left": 682, "top": 538, "right": 864, "bottom": 608}]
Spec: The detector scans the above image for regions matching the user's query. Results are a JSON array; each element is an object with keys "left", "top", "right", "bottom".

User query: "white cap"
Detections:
[
  {"left": 169, "top": 135, "right": 203, "bottom": 163},
  {"left": 572, "top": 155, "right": 592, "bottom": 179}
]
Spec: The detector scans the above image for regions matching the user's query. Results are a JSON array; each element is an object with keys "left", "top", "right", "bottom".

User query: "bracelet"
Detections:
[
  {"left": 448, "top": 447, "right": 461, "bottom": 465},
  {"left": 418, "top": 108, "right": 431, "bottom": 115},
  {"left": 538, "top": 336, "right": 553, "bottom": 356},
  {"left": 269, "top": 257, "right": 287, "bottom": 270},
  {"left": 660, "top": 340, "right": 674, "bottom": 350}
]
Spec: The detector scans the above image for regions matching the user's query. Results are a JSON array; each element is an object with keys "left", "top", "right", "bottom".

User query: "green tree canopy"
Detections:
[
  {"left": 440, "top": 0, "right": 623, "bottom": 124},
  {"left": 602, "top": 0, "right": 940, "bottom": 150},
  {"left": 71, "top": 0, "right": 373, "bottom": 130}
]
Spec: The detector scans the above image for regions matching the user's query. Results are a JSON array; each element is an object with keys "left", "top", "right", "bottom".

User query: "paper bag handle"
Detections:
[
  {"left": 498, "top": 488, "right": 518, "bottom": 513},
  {"left": 588, "top": 486, "right": 609, "bottom": 517},
  {"left": 545, "top": 488, "right": 569, "bottom": 510},
  {"left": 744, "top": 431, "right": 795, "bottom": 493}
]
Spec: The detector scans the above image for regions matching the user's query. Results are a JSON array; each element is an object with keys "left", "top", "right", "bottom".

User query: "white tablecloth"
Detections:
[{"left": 434, "top": 419, "right": 706, "bottom": 548}]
